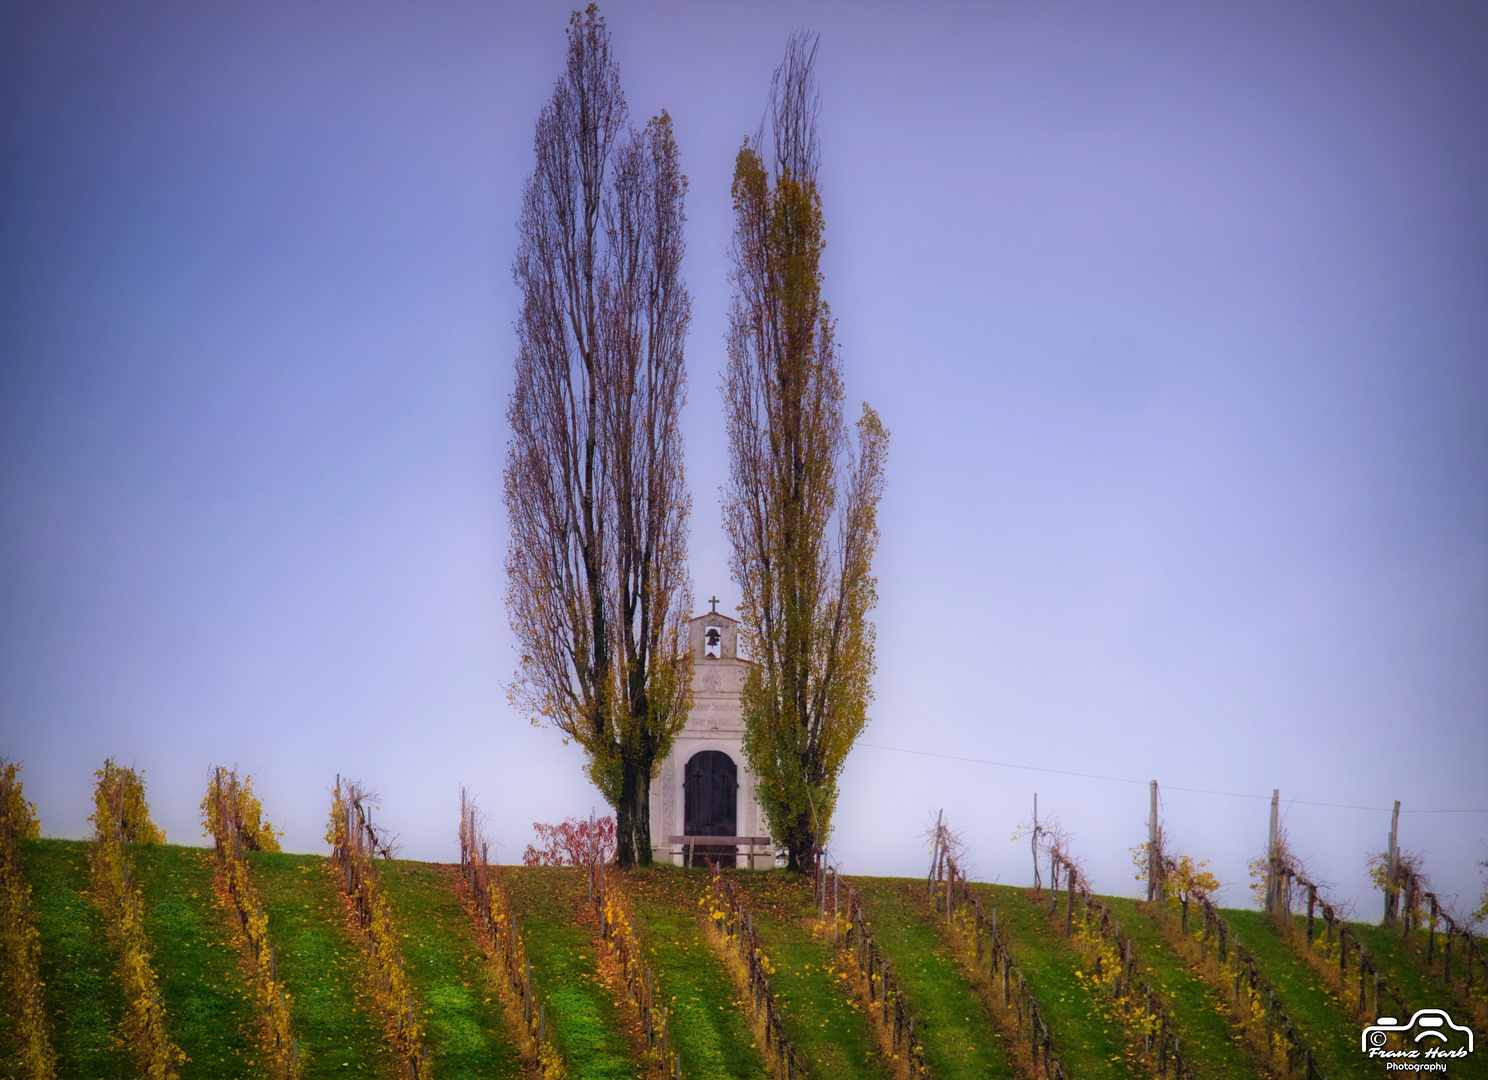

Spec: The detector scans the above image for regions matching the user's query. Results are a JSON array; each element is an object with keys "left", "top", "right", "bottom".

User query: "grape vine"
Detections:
[
  {"left": 0, "top": 758, "right": 56, "bottom": 1079},
  {"left": 201, "top": 766, "right": 301, "bottom": 1078}
]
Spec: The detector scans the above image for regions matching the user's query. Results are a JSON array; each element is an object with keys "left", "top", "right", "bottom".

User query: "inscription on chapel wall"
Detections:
[{"left": 686, "top": 685, "right": 742, "bottom": 730}]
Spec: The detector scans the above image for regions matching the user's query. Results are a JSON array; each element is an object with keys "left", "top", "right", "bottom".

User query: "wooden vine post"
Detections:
[
  {"left": 706, "top": 871, "right": 814, "bottom": 1079},
  {"left": 204, "top": 766, "right": 300, "bottom": 1079},
  {"left": 1264, "top": 789, "right": 1280, "bottom": 917},
  {"left": 456, "top": 790, "right": 566, "bottom": 1079},
  {"left": 328, "top": 778, "right": 430, "bottom": 1080},
  {"left": 1147, "top": 780, "right": 1160, "bottom": 903},
  {"left": 1383, "top": 800, "right": 1401, "bottom": 925},
  {"left": 586, "top": 839, "right": 679, "bottom": 1078}
]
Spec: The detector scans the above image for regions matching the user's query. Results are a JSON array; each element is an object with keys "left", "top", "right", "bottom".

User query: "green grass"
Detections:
[
  {"left": 33, "top": 837, "right": 1462, "bottom": 1080},
  {"left": 1347, "top": 916, "right": 1488, "bottom": 1013},
  {"left": 378, "top": 861, "right": 524, "bottom": 1080},
  {"left": 973, "top": 884, "right": 1145, "bottom": 1080},
  {"left": 19, "top": 838, "right": 134, "bottom": 1079},
  {"left": 130, "top": 843, "right": 266, "bottom": 1077},
  {"left": 731, "top": 871, "right": 892, "bottom": 1080},
  {"left": 247, "top": 851, "right": 397, "bottom": 1079},
  {"left": 624, "top": 867, "right": 770, "bottom": 1080},
  {"left": 504, "top": 866, "right": 641, "bottom": 1080},
  {"left": 1225, "top": 908, "right": 1376, "bottom": 1080},
  {"left": 1307, "top": 916, "right": 1488, "bottom": 1080},
  {"left": 1102, "top": 897, "right": 1263, "bottom": 1080},
  {"left": 852, "top": 877, "right": 1018, "bottom": 1080}
]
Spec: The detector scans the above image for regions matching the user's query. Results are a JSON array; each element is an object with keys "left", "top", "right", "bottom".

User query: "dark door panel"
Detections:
[{"left": 684, "top": 750, "right": 738, "bottom": 867}]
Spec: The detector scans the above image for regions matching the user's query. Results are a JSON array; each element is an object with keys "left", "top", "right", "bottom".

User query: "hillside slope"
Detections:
[
  {"left": 247, "top": 851, "right": 397, "bottom": 1079},
  {"left": 379, "top": 861, "right": 525, "bottom": 1080},
  {"left": 130, "top": 843, "right": 265, "bottom": 1078},
  {"left": 20, "top": 839, "right": 133, "bottom": 1079},
  {"left": 19, "top": 842, "right": 1469, "bottom": 1080},
  {"left": 853, "top": 877, "right": 1019, "bottom": 1080}
]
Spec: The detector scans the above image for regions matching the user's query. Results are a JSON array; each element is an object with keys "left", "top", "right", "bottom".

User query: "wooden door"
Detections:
[{"left": 684, "top": 751, "right": 737, "bottom": 867}]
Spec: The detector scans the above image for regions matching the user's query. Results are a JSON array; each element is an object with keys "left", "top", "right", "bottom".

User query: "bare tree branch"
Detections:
[{"left": 506, "top": 5, "right": 691, "bottom": 868}]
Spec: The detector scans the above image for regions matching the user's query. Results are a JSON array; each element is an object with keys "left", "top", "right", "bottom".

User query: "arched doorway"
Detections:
[{"left": 684, "top": 750, "right": 737, "bottom": 867}]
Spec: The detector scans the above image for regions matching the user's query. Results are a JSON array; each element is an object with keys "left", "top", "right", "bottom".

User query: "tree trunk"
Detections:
[
  {"left": 615, "top": 764, "right": 639, "bottom": 870},
  {"left": 630, "top": 758, "right": 653, "bottom": 867},
  {"left": 787, "top": 810, "right": 815, "bottom": 874}
]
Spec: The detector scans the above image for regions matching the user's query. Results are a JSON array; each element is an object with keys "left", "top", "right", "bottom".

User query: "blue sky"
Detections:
[{"left": 2, "top": 0, "right": 1485, "bottom": 918}]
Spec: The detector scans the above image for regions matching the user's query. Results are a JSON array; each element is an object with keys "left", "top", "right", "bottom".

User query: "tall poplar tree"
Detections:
[
  {"left": 506, "top": 5, "right": 692, "bottom": 868},
  {"left": 723, "top": 33, "right": 889, "bottom": 873}
]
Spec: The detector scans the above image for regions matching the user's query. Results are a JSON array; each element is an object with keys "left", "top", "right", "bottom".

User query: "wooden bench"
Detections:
[{"left": 666, "top": 835, "right": 774, "bottom": 869}]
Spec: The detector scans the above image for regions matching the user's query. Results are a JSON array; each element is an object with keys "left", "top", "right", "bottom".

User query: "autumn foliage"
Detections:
[
  {"left": 522, "top": 815, "right": 617, "bottom": 867},
  {"left": 89, "top": 759, "right": 180, "bottom": 1079},
  {"left": 91, "top": 758, "right": 166, "bottom": 845},
  {"left": 1, "top": 758, "right": 40, "bottom": 842},
  {"left": 504, "top": 4, "right": 694, "bottom": 870},
  {"left": 327, "top": 778, "right": 431, "bottom": 1080},
  {"left": 200, "top": 766, "right": 281, "bottom": 853},
  {"left": 203, "top": 767, "right": 300, "bottom": 1077},
  {"left": 458, "top": 792, "right": 567, "bottom": 1079},
  {"left": 0, "top": 758, "right": 57, "bottom": 1080},
  {"left": 724, "top": 33, "right": 889, "bottom": 872}
]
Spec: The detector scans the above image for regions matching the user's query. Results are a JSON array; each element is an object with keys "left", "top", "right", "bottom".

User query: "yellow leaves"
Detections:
[
  {"left": 0, "top": 840, "right": 56, "bottom": 1078},
  {"left": 88, "top": 789, "right": 179, "bottom": 1079},
  {"left": 93, "top": 759, "right": 164, "bottom": 845},
  {"left": 203, "top": 768, "right": 281, "bottom": 854},
  {"left": 0, "top": 759, "right": 40, "bottom": 841},
  {"left": 205, "top": 792, "right": 299, "bottom": 1077}
]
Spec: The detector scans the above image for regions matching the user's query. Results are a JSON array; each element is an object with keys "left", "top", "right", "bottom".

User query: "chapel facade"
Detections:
[{"left": 648, "top": 604, "right": 773, "bottom": 868}]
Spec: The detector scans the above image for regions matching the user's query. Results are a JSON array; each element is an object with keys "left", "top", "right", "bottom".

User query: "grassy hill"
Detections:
[
  {"left": 19, "top": 840, "right": 133, "bottom": 1080},
  {"left": 129, "top": 843, "right": 266, "bottom": 1078},
  {"left": 247, "top": 850, "right": 399, "bottom": 1079},
  {"left": 8, "top": 841, "right": 1484, "bottom": 1080}
]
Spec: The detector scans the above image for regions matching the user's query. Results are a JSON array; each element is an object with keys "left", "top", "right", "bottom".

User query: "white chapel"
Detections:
[{"left": 648, "top": 601, "right": 773, "bottom": 868}]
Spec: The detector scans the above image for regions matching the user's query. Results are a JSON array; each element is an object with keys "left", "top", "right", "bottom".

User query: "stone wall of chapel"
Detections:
[{"left": 649, "top": 609, "right": 770, "bottom": 866}]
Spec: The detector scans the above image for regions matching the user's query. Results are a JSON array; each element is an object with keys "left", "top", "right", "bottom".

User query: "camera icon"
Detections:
[{"left": 1362, "top": 1009, "right": 1475, "bottom": 1054}]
